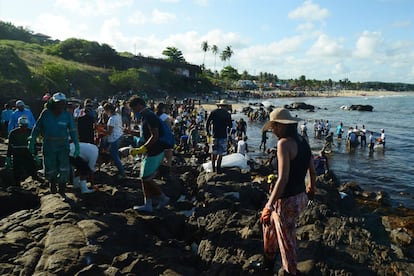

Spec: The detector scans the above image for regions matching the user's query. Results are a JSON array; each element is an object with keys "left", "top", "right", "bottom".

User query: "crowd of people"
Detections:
[
  {"left": 1, "top": 92, "right": 390, "bottom": 275},
  {"left": 297, "top": 118, "right": 386, "bottom": 154}
]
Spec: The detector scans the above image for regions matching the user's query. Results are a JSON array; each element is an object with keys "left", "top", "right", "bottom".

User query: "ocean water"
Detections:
[{"left": 236, "top": 92, "right": 414, "bottom": 209}]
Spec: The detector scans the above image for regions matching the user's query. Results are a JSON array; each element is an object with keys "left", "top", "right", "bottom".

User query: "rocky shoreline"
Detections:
[{"left": 1, "top": 144, "right": 414, "bottom": 275}]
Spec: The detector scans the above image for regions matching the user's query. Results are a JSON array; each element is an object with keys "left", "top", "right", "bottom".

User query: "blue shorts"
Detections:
[
  {"left": 140, "top": 152, "right": 164, "bottom": 180},
  {"left": 212, "top": 138, "right": 228, "bottom": 156}
]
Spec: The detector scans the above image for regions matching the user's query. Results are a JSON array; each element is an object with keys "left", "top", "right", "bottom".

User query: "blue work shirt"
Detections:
[{"left": 8, "top": 109, "right": 36, "bottom": 133}]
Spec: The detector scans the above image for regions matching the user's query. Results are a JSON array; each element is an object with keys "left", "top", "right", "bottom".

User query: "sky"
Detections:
[{"left": 1, "top": 0, "right": 413, "bottom": 83}]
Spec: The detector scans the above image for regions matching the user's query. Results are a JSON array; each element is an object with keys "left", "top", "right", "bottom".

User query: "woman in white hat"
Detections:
[{"left": 260, "top": 108, "right": 316, "bottom": 274}]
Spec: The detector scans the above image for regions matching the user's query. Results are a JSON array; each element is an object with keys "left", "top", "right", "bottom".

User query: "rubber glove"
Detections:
[
  {"left": 260, "top": 206, "right": 273, "bottom": 226},
  {"left": 206, "top": 134, "right": 212, "bottom": 144},
  {"left": 28, "top": 138, "right": 35, "bottom": 154},
  {"left": 5, "top": 157, "right": 12, "bottom": 170},
  {"left": 73, "top": 143, "right": 80, "bottom": 158},
  {"left": 130, "top": 145, "right": 147, "bottom": 157}
]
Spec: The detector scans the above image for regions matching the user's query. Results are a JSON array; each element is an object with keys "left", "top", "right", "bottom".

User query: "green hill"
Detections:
[
  {"left": 0, "top": 39, "right": 110, "bottom": 99},
  {"left": 0, "top": 21, "right": 207, "bottom": 101}
]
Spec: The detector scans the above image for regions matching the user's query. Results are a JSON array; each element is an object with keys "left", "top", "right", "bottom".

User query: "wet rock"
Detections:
[
  {"left": 0, "top": 139, "right": 413, "bottom": 276},
  {"left": 285, "top": 102, "right": 315, "bottom": 110},
  {"left": 348, "top": 104, "right": 373, "bottom": 111},
  {"left": 376, "top": 191, "right": 391, "bottom": 207},
  {"left": 390, "top": 228, "right": 412, "bottom": 247}
]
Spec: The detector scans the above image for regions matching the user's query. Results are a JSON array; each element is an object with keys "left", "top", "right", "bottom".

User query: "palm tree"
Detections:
[
  {"left": 162, "top": 46, "right": 186, "bottom": 63},
  {"left": 223, "top": 45, "right": 234, "bottom": 65},
  {"left": 211, "top": 45, "right": 218, "bottom": 71},
  {"left": 201, "top": 41, "right": 209, "bottom": 67},
  {"left": 220, "top": 50, "right": 228, "bottom": 66}
]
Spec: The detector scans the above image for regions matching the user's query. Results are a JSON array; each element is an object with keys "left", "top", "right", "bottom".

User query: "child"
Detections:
[
  {"left": 314, "top": 150, "right": 329, "bottom": 176},
  {"left": 237, "top": 136, "right": 248, "bottom": 156},
  {"left": 259, "top": 131, "right": 268, "bottom": 152}
]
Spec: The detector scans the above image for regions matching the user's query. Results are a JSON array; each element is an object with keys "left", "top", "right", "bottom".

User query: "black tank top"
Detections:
[{"left": 280, "top": 134, "right": 311, "bottom": 198}]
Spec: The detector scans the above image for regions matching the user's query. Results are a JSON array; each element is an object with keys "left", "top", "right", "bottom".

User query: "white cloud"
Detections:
[
  {"left": 99, "top": 18, "right": 121, "bottom": 46},
  {"left": 353, "top": 31, "right": 383, "bottom": 58},
  {"left": 288, "top": 0, "right": 330, "bottom": 21},
  {"left": 332, "top": 63, "right": 350, "bottom": 75},
  {"left": 151, "top": 9, "right": 176, "bottom": 24},
  {"left": 32, "top": 13, "right": 88, "bottom": 40},
  {"left": 127, "top": 9, "right": 176, "bottom": 25},
  {"left": 296, "top": 22, "right": 314, "bottom": 32},
  {"left": 307, "top": 34, "right": 346, "bottom": 57},
  {"left": 161, "top": 0, "right": 181, "bottom": 2},
  {"left": 128, "top": 11, "right": 147, "bottom": 25},
  {"left": 54, "top": 0, "right": 133, "bottom": 16}
]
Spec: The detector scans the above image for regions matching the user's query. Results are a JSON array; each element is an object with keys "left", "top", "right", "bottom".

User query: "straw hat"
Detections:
[{"left": 263, "top": 107, "right": 300, "bottom": 131}]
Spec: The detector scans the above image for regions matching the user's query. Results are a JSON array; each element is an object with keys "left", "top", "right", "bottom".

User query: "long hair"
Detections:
[{"left": 277, "top": 123, "right": 298, "bottom": 138}]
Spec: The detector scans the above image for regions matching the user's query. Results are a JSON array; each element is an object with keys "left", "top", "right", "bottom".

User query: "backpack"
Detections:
[{"left": 158, "top": 117, "right": 175, "bottom": 149}]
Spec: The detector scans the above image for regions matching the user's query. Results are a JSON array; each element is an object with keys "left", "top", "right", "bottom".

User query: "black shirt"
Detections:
[
  {"left": 280, "top": 135, "right": 311, "bottom": 198},
  {"left": 77, "top": 115, "right": 95, "bottom": 144},
  {"left": 141, "top": 109, "right": 164, "bottom": 156},
  {"left": 206, "top": 108, "right": 232, "bottom": 139}
]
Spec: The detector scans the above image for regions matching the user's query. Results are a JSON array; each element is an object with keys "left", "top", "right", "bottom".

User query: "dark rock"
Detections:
[
  {"left": 285, "top": 102, "right": 315, "bottom": 110},
  {"left": 390, "top": 228, "right": 412, "bottom": 247},
  {"left": 376, "top": 191, "right": 391, "bottom": 207},
  {"left": 0, "top": 188, "right": 40, "bottom": 218},
  {"left": 75, "top": 264, "right": 104, "bottom": 276},
  {"left": 348, "top": 104, "right": 374, "bottom": 111},
  {"left": 0, "top": 140, "right": 413, "bottom": 276}
]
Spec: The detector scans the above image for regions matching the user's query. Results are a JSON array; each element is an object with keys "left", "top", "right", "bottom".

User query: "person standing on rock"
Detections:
[
  {"left": 8, "top": 100, "right": 36, "bottom": 134},
  {"left": 102, "top": 103, "right": 125, "bottom": 179},
  {"left": 127, "top": 96, "right": 170, "bottom": 212},
  {"left": 155, "top": 102, "right": 174, "bottom": 179},
  {"left": 1, "top": 103, "right": 13, "bottom": 136},
  {"left": 6, "top": 116, "right": 39, "bottom": 185},
  {"left": 260, "top": 108, "right": 316, "bottom": 275},
  {"left": 28, "top": 92, "right": 80, "bottom": 199},
  {"left": 205, "top": 100, "right": 232, "bottom": 174}
]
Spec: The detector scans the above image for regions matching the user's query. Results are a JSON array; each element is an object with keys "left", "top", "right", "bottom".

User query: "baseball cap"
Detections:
[{"left": 52, "top": 92, "right": 67, "bottom": 102}]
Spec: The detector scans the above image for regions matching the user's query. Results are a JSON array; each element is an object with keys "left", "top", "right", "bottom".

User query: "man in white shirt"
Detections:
[
  {"left": 69, "top": 142, "right": 98, "bottom": 193},
  {"left": 237, "top": 136, "right": 249, "bottom": 156},
  {"left": 379, "top": 129, "right": 386, "bottom": 148}
]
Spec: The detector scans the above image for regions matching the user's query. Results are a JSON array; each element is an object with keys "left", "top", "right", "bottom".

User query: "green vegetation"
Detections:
[
  {"left": 162, "top": 46, "right": 186, "bottom": 63},
  {"left": 0, "top": 21, "right": 206, "bottom": 100}
]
